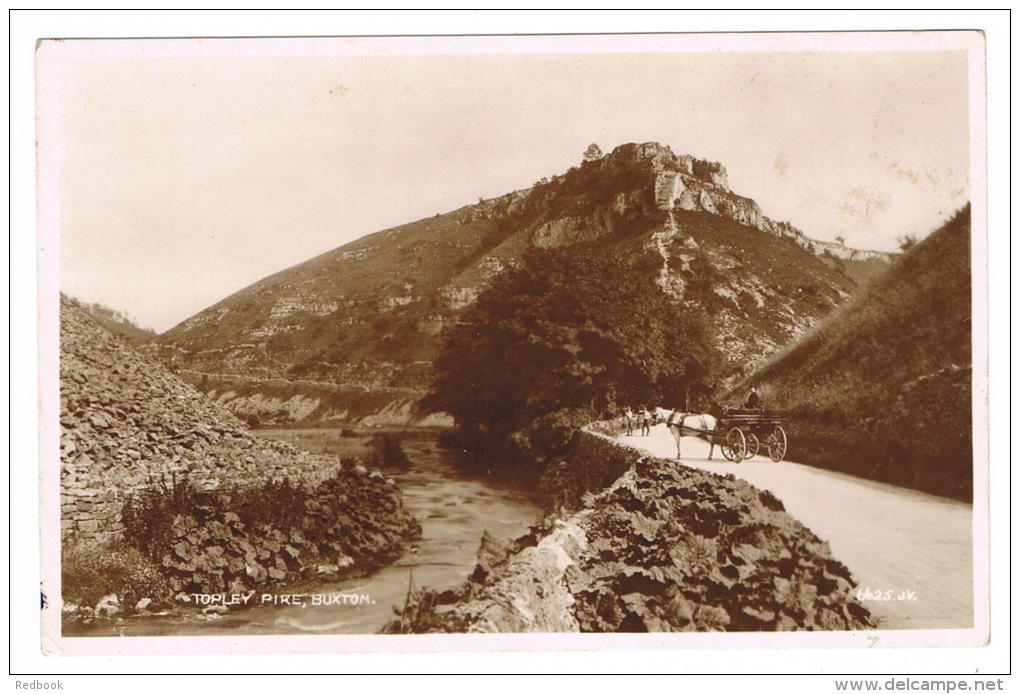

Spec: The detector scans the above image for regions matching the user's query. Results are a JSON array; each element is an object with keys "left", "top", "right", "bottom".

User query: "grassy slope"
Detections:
[
  {"left": 154, "top": 207, "right": 506, "bottom": 373},
  {"left": 730, "top": 206, "right": 972, "bottom": 500},
  {"left": 839, "top": 255, "right": 899, "bottom": 288},
  {"left": 149, "top": 150, "right": 666, "bottom": 389}
]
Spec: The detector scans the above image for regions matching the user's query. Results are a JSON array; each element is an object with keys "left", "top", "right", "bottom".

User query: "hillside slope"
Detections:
[
  {"left": 148, "top": 142, "right": 894, "bottom": 426},
  {"left": 727, "top": 206, "right": 972, "bottom": 500}
]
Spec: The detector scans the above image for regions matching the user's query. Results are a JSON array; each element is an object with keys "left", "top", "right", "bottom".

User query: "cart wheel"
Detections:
[
  {"left": 724, "top": 427, "right": 747, "bottom": 463},
  {"left": 720, "top": 435, "right": 734, "bottom": 461},
  {"left": 745, "top": 433, "right": 759, "bottom": 460},
  {"left": 766, "top": 427, "right": 787, "bottom": 462}
]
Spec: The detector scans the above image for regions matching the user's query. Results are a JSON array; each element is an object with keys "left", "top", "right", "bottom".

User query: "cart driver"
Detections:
[{"left": 744, "top": 386, "right": 760, "bottom": 410}]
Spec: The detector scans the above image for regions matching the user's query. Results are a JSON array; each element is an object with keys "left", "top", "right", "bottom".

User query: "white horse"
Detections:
[{"left": 656, "top": 407, "right": 719, "bottom": 460}]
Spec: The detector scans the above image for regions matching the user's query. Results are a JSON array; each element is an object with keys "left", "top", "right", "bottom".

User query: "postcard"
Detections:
[{"left": 24, "top": 19, "right": 1002, "bottom": 676}]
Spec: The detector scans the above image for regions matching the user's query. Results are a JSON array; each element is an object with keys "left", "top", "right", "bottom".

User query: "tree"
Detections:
[
  {"left": 898, "top": 233, "right": 920, "bottom": 252},
  {"left": 422, "top": 247, "right": 716, "bottom": 470},
  {"left": 583, "top": 143, "right": 604, "bottom": 162}
]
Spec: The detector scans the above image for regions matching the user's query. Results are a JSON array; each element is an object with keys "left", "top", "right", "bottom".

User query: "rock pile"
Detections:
[
  {"left": 388, "top": 433, "right": 873, "bottom": 633},
  {"left": 60, "top": 296, "right": 337, "bottom": 540},
  {"left": 59, "top": 295, "right": 420, "bottom": 590}
]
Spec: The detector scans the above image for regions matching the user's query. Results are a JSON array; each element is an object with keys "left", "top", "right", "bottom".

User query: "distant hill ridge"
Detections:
[
  {"left": 75, "top": 300, "right": 157, "bottom": 347},
  {"left": 147, "top": 142, "right": 895, "bottom": 427}
]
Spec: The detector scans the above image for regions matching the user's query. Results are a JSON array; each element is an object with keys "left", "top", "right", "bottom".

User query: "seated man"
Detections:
[{"left": 743, "top": 386, "right": 761, "bottom": 410}]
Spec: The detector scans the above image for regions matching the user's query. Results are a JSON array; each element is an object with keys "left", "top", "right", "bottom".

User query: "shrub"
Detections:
[
  {"left": 365, "top": 433, "right": 411, "bottom": 469},
  {"left": 118, "top": 465, "right": 421, "bottom": 596},
  {"left": 62, "top": 538, "right": 172, "bottom": 610},
  {"left": 120, "top": 472, "right": 202, "bottom": 567}
]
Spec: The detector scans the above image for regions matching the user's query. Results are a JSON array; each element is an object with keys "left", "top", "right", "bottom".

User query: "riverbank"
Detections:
[
  {"left": 388, "top": 427, "right": 875, "bottom": 633},
  {"left": 57, "top": 293, "right": 879, "bottom": 636},
  {"left": 62, "top": 429, "right": 544, "bottom": 636}
]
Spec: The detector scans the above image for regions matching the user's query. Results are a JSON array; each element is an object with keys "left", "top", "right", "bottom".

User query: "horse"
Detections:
[{"left": 656, "top": 408, "right": 719, "bottom": 460}]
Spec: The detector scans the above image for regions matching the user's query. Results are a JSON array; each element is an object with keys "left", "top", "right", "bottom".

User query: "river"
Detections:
[{"left": 63, "top": 429, "right": 545, "bottom": 637}]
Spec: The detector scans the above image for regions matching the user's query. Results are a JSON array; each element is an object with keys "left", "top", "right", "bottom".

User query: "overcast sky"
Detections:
[{"left": 39, "top": 32, "right": 979, "bottom": 333}]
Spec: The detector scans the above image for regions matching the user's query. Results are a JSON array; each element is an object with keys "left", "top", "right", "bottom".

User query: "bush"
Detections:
[
  {"left": 120, "top": 472, "right": 202, "bottom": 567},
  {"left": 365, "top": 433, "right": 411, "bottom": 469},
  {"left": 118, "top": 466, "right": 421, "bottom": 596},
  {"left": 62, "top": 538, "right": 172, "bottom": 610}
]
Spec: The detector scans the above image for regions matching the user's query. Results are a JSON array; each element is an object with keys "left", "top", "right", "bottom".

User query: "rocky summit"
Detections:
[{"left": 146, "top": 142, "right": 895, "bottom": 428}]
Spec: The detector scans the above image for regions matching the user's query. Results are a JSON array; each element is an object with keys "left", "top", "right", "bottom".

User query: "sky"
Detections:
[{"left": 38, "top": 31, "right": 979, "bottom": 334}]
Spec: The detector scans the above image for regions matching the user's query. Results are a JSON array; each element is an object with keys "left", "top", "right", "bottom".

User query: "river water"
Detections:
[{"left": 63, "top": 430, "right": 545, "bottom": 637}]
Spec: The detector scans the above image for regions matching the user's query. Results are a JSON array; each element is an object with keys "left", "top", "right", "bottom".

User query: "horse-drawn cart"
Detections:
[{"left": 717, "top": 409, "right": 788, "bottom": 463}]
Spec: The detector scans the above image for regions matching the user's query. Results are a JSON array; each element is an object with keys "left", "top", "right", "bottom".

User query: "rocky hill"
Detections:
[
  {"left": 59, "top": 295, "right": 420, "bottom": 612},
  {"left": 725, "top": 205, "right": 972, "bottom": 500},
  {"left": 147, "top": 142, "right": 895, "bottom": 427}
]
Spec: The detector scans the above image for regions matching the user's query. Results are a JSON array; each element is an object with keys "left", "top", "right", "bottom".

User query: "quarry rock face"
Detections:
[{"left": 532, "top": 214, "right": 614, "bottom": 248}]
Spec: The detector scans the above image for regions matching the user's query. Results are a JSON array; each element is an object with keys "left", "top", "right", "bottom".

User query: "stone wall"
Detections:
[{"left": 542, "top": 423, "right": 644, "bottom": 510}]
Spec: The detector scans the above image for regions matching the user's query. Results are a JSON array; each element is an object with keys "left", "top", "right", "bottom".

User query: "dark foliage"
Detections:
[
  {"left": 365, "top": 433, "right": 412, "bottom": 469},
  {"left": 120, "top": 467, "right": 421, "bottom": 595},
  {"left": 422, "top": 247, "right": 716, "bottom": 470},
  {"left": 120, "top": 472, "right": 203, "bottom": 566}
]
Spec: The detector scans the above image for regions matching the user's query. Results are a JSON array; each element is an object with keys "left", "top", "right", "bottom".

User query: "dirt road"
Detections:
[{"left": 619, "top": 423, "right": 975, "bottom": 631}]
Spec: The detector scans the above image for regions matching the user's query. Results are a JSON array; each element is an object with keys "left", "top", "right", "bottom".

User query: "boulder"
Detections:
[{"left": 94, "top": 594, "right": 121, "bottom": 618}]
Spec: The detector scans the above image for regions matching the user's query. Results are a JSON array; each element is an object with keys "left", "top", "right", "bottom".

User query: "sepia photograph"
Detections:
[{"left": 17, "top": 10, "right": 1008, "bottom": 681}]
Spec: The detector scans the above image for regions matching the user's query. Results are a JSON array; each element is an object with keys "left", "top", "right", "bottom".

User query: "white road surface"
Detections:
[{"left": 620, "top": 423, "right": 976, "bottom": 631}]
